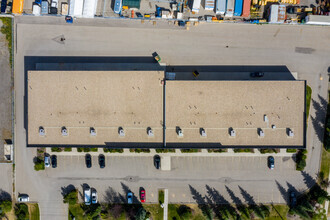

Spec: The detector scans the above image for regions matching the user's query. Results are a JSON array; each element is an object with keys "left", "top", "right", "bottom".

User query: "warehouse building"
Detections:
[{"left": 27, "top": 70, "right": 306, "bottom": 148}]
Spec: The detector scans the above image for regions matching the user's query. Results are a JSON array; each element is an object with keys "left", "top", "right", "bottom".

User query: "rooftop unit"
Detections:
[
  {"left": 61, "top": 126, "right": 68, "bottom": 136},
  {"left": 147, "top": 128, "right": 154, "bottom": 137},
  {"left": 258, "top": 129, "right": 264, "bottom": 137},
  {"left": 229, "top": 128, "right": 236, "bottom": 137},
  {"left": 177, "top": 127, "right": 183, "bottom": 137},
  {"left": 200, "top": 128, "right": 206, "bottom": 137},
  {"left": 39, "top": 126, "right": 45, "bottom": 136},
  {"left": 90, "top": 127, "right": 96, "bottom": 136},
  {"left": 118, "top": 127, "right": 125, "bottom": 137},
  {"left": 288, "top": 129, "right": 294, "bottom": 137}
]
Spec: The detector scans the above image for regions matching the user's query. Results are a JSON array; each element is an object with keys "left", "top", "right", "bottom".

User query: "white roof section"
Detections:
[
  {"left": 82, "top": 0, "right": 97, "bottom": 18},
  {"left": 69, "top": 0, "right": 84, "bottom": 17}
]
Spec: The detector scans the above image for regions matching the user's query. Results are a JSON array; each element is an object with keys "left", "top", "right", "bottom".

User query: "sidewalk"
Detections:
[{"left": 45, "top": 148, "right": 296, "bottom": 157}]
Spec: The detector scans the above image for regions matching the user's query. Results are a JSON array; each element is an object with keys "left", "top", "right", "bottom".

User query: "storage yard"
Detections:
[{"left": 4, "top": 0, "right": 330, "bottom": 24}]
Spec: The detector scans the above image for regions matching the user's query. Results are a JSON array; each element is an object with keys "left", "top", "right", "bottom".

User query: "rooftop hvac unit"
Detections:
[
  {"left": 272, "top": 125, "right": 276, "bottom": 129},
  {"left": 90, "top": 127, "right": 96, "bottom": 136},
  {"left": 230, "top": 129, "right": 236, "bottom": 137},
  {"left": 119, "top": 127, "right": 125, "bottom": 137},
  {"left": 39, "top": 126, "right": 45, "bottom": 136},
  {"left": 258, "top": 129, "right": 264, "bottom": 137},
  {"left": 200, "top": 128, "right": 206, "bottom": 137},
  {"left": 288, "top": 129, "right": 294, "bottom": 137},
  {"left": 61, "top": 127, "right": 68, "bottom": 136},
  {"left": 147, "top": 128, "right": 154, "bottom": 137},
  {"left": 177, "top": 127, "right": 183, "bottom": 137}
]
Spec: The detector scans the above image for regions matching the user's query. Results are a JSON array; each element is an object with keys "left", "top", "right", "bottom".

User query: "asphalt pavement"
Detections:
[{"left": 13, "top": 17, "right": 330, "bottom": 220}]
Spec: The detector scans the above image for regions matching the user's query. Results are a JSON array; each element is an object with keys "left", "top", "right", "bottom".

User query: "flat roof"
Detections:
[
  {"left": 27, "top": 71, "right": 164, "bottom": 146},
  {"left": 165, "top": 80, "right": 305, "bottom": 147}
]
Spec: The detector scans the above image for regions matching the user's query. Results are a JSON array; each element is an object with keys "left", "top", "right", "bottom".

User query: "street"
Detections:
[{"left": 13, "top": 17, "right": 330, "bottom": 219}]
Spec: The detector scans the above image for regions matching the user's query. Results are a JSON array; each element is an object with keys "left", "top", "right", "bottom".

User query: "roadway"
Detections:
[{"left": 13, "top": 16, "right": 330, "bottom": 219}]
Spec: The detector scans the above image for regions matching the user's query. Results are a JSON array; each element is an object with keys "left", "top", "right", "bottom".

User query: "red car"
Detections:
[{"left": 140, "top": 189, "right": 146, "bottom": 203}]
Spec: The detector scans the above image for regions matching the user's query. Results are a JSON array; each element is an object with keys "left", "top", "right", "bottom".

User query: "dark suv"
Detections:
[
  {"left": 86, "top": 154, "right": 92, "bottom": 168},
  {"left": 99, "top": 154, "right": 105, "bottom": 168},
  {"left": 51, "top": 155, "right": 57, "bottom": 168},
  {"left": 154, "top": 155, "right": 161, "bottom": 169}
]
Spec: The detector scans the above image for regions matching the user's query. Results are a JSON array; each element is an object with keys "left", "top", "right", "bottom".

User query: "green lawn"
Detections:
[
  {"left": 158, "top": 190, "right": 164, "bottom": 204},
  {"left": 69, "top": 204, "right": 84, "bottom": 220},
  {"left": 266, "top": 205, "right": 289, "bottom": 220},
  {"left": 306, "top": 85, "right": 312, "bottom": 121},
  {"left": 0, "top": 17, "right": 12, "bottom": 67},
  {"left": 320, "top": 148, "right": 330, "bottom": 179},
  {"left": 29, "top": 203, "right": 40, "bottom": 220},
  {"left": 143, "top": 204, "right": 163, "bottom": 220}
]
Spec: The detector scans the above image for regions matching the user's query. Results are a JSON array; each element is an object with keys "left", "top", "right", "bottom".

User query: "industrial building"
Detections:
[{"left": 27, "top": 70, "right": 306, "bottom": 148}]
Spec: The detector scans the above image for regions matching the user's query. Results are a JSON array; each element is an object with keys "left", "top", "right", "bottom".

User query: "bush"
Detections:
[
  {"left": 130, "top": 148, "right": 150, "bottom": 153},
  {"left": 180, "top": 149, "right": 200, "bottom": 153},
  {"left": 259, "top": 149, "right": 278, "bottom": 154},
  {"left": 77, "top": 148, "right": 83, "bottom": 152},
  {"left": 83, "top": 204, "right": 101, "bottom": 219},
  {"left": 83, "top": 148, "right": 91, "bottom": 152},
  {"left": 34, "top": 157, "right": 45, "bottom": 171},
  {"left": 233, "top": 148, "right": 254, "bottom": 153},
  {"left": 64, "top": 147, "right": 72, "bottom": 152},
  {"left": 177, "top": 205, "right": 192, "bottom": 220},
  {"left": 287, "top": 149, "right": 297, "bottom": 153},
  {"left": 15, "top": 203, "right": 28, "bottom": 220},
  {"left": 51, "top": 147, "right": 62, "bottom": 152},
  {"left": 296, "top": 150, "right": 307, "bottom": 171},
  {"left": 103, "top": 148, "right": 124, "bottom": 153},
  {"left": 90, "top": 148, "right": 98, "bottom": 152},
  {"left": 63, "top": 189, "right": 78, "bottom": 205},
  {"left": 208, "top": 149, "right": 227, "bottom": 153},
  {"left": 156, "top": 148, "right": 176, "bottom": 153},
  {"left": 136, "top": 207, "right": 147, "bottom": 220}
]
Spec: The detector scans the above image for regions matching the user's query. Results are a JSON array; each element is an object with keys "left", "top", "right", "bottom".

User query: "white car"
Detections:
[
  {"left": 18, "top": 195, "right": 29, "bottom": 202},
  {"left": 91, "top": 189, "right": 98, "bottom": 204},
  {"left": 44, "top": 155, "right": 50, "bottom": 167}
]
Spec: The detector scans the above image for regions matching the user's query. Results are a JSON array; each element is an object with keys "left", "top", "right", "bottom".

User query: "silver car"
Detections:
[{"left": 44, "top": 155, "right": 50, "bottom": 167}]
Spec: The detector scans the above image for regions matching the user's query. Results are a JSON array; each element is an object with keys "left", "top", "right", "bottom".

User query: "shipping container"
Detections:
[
  {"left": 234, "top": 0, "right": 243, "bottom": 16},
  {"left": 268, "top": 4, "right": 286, "bottom": 23},
  {"left": 69, "top": 0, "right": 83, "bottom": 17},
  {"left": 241, "top": 0, "right": 251, "bottom": 17},
  {"left": 82, "top": 0, "right": 97, "bottom": 17},
  {"left": 192, "top": 0, "right": 201, "bottom": 13},
  {"left": 225, "top": 0, "right": 235, "bottom": 16},
  {"left": 306, "top": 15, "right": 330, "bottom": 25},
  {"left": 61, "top": 2, "right": 68, "bottom": 15},
  {"left": 216, "top": 0, "right": 226, "bottom": 14},
  {"left": 205, "top": 0, "right": 215, "bottom": 10},
  {"left": 12, "top": 0, "right": 23, "bottom": 14},
  {"left": 32, "top": 3, "right": 41, "bottom": 15}
]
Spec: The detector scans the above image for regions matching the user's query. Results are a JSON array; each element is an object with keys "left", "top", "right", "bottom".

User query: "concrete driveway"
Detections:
[{"left": 13, "top": 17, "right": 330, "bottom": 219}]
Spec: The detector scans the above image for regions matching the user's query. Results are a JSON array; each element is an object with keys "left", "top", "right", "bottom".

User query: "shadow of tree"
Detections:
[
  {"left": 225, "top": 185, "right": 243, "bottom": 205},
  {"left": 60, "top": 184, "right": 76, "bottom": 197},
  {"left": 0, "top": 190, "right": 11, "bottom": 201},
  {"left": 275, "top": 180, "right": 288, "bottom": 204},
  {"left": 301, "top": 171, "right": 316, "bottom": 189},
  {"left": 103, "top": 187, "right": 125, "bottom": 203},
  {"left": 189, "top": 185, "right": 205, "bottom": 204},
  {"left": 238, "top": 186, "right": 256, "bottom": 205},
  {"left": 311, "top": 95, "right": 327, "bottom": 142},
  {"left": 120, "top": 182, "right": 140, "bottom": 204}
]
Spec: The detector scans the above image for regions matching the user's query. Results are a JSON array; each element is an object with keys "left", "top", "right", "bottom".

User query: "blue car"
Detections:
[
  {"left": 114, "top": 0, "right": 122, "bottom": 14},
  {"left": 127, "top": 191, "right": 133, "bottom": 204}
]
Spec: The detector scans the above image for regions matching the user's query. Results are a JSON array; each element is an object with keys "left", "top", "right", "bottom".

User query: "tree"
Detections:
[
  {"left": 237, "top": 205, "right": 250, "bottom": 219},
  {"left": 318, "top": 172, "right": 330, "bottom": 189},
  {"left": 251, "top": 205, "right": 270, "bottom": 220},
  {"left": 199, "top": 205, "right": 213, "bottom": 220},
  {"left": 63, "top": 189, "right": 78, "bottom": 205},
  {"left": 135, "top": 207, "right": 147, "bottom": 220},
  {"left": 0, "top": 200, "right": 12, "bottom": 213},
  {"left": 85, "top": 204, "right": 101, "bottom": 220},
  {"left": 309, "top": 185, "right": 329, "bottom": 204},
  {"left": 290, "top": 205, "right": 310, "bottom": 220},
  {"left": 177, "top": 205, "right": 192, "bottom": 220},
  {"left": 15, "top": 203, "right": 29, "bottom": 220}
]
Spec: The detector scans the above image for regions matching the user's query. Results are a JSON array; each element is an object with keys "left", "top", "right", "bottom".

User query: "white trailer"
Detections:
[
  {"left": 32, "top": 4, "right": 41, "bottom": 15},
  {"left": 216, "top": 0, "right": 226, "bottom": 14},
  {"left": 84, "top": 188, "right": 91, "bottom": 205},
  {"left": 205, "top": 0, "right": 215, "bottom": 10},
  {"left": 69, "top": 0, "right": 83, "bottom": 17},
  {"left": 225, "top": 0, "right": 234, "bottom": 17},
  {"left": 191, "top": 0, "right": 201, "bottom": 13},
  {"left": 82, "top": 0, "right": 97, "bottom": 18}
]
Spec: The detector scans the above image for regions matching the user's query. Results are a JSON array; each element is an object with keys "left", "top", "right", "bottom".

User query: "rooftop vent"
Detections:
[
  {"left": 229, "top": 127, "right": 236, "bottom": 137},
  {"left": 118, "top": 127, "right": 125, "bottom": 137},
  {"left": 288, "top": 129, "right": 294, "bottom": 137},
  {"left": 147, "top": 127, "right": 154, "bottom": 137},
  {"left": 90, "top": 127, "right": 96, "bottom": 136},
  {"left": 264, "top": 115, "right": 268, "bottom": 122},
  {"left": 39, "top": 126, "right": 45, "bottom": 136},
  {"left": 176, "top": 127, "right": 183, "bottom": 137},
  {"left": 272, "top": 125, "right": 276, "bottom": 129},
  {"left": 61, "top": 126, "right": 68, "bottom": 136},
  {"left": 258, "top": 128, "right": 264, "bottom": 137},
  {"left": 200, "top": 128, "right": 206, "bottom": 137}
]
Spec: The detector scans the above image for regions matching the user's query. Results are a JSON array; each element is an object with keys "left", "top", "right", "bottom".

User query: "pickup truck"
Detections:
[{"left": 84, "top": 188, "right": 91, "bottom": 205}]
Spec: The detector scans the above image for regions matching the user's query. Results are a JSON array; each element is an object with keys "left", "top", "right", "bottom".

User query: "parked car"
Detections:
[
  {"left": 154, "top": 155, "right": 161, "bottom": 169},
  {"left": 65, "top": 16, "right": 73, "bottom": 23},
  {"left": 91, "top": 188, "right": 98, "bottom": 204},
  {"left": 1, "top": 0, "right": 7, "bottom": 13},
  {"left": 127, "top": 191, "right": 133, "bottom": 204},
  {"left": 84, "top": 187, "right": 91, "bottom": 205},
  {"left": 136, "top": 12, "right": 143, "bottom": 18},
  {"left": 193, "top": 70, "right": 200, "bottom": 77},
  {"left": 99, "top": 154, "right": 105, "bottom": 168},
  {"left": 18, "top": 194, "right": 29, "bottom": 202},
  {"left": 289, "top": 191, "right": 297, "bottom": 207},
  {"left": 250, "top": 72, "right": 264, "bottom": 77},
  {"left": 267, "top": 156, "right": 275, "bottom": 170},
  {"left": 140, "top": 188, "right": 146, "bottom": 203},
  {"left": 44, "top": 155, "right": 50, "bottom": 167},
  {"left": 85, "top": 154, "right": 92, "bottom": 168},
  {"left": 51, "top": 155, "right": 57, "bottom": 168}
]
